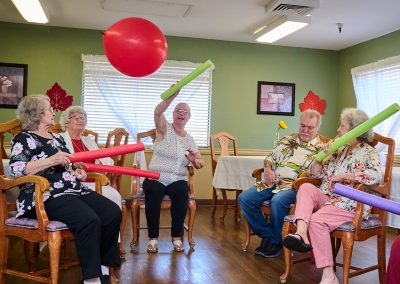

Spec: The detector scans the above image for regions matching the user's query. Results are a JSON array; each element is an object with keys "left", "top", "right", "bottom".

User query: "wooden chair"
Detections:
[
  {"left": 0, "top": 118, "right": 109, "bottom": 283},
  {"left": 49, "top": 123, "right": 99, "bottom": 143},
  {"left": 241, "top": 134, "right": 330, "bottom": 251},
  {"left": 130, "top": 129, "right": 196, "bottom": 251},
  {"left": 279, "top": 133, "right": 394, "bottom": 284},
  {"left": 210, "top": 131, "right": 241, "bottom": 222},
  {"left": 105, "top": 127, "right": 129, "bottom": 256}
]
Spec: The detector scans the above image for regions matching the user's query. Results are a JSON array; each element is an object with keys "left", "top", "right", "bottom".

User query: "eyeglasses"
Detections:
[
  {"left": 175, "top": 109, "right": 189, "bottom": 115},
  {"left": 300, "top": 124, "right": 317, "bottom": 131},
  {"left": 48, "top": 106, "right": 54, "bottom": 113},
  {"left": 71, "top": 115, "right": 85, "bottom": 121}
]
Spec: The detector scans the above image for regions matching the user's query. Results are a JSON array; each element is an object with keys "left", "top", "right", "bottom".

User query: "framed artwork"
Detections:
[
  {"left": 0, "top": 63, "right": 28, "bottom": 108},
  {"left": 257, "top": 81, "right": 295, "bottom": 116}
]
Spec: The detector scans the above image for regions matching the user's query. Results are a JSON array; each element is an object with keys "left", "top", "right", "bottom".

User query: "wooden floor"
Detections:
[{"left": 5, "top": 206, "right": 397, "bottom": 284}]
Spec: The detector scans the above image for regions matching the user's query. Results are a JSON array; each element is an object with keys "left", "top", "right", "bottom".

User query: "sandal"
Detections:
[
  {"left": 147, "top": 239, "right": 158, "bottom": 253},
  {"left": 282, "top": 234, "right": 312, "bottom": 253},
  {"left": 172, "top": 239, "right": 184, "bottom": 252}
]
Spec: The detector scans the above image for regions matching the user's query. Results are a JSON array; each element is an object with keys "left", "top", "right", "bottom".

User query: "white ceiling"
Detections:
[{"left": 1, "top": 0, "right": 400, "bottom": 51}]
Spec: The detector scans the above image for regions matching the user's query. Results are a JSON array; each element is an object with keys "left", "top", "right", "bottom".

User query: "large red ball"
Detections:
[{"left": 103, "top": 17, "right": 168, "bottom": 77}]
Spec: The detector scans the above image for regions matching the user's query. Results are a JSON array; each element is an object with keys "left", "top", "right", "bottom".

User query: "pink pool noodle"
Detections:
[
  {"left": 333, "top": 183, "right": 400, "bottom": 215},
  {"left": 83, "top": 163, "right": 160, "bottom": 180},
  {"left": 70, "top": 143, "right": 145, "bottom": 163}
]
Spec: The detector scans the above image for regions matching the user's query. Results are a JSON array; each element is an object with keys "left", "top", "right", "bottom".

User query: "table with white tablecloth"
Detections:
[
  {"left": 212, "top": 155, "right": 265, "bottom": 191},
  {"left": 387, "top": 167, "right": 400, "bottom": 228}
]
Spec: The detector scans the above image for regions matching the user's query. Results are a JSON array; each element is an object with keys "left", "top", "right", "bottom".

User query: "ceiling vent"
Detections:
[{"left": 265, "top": 0, "right": 320, "bottom": 16}]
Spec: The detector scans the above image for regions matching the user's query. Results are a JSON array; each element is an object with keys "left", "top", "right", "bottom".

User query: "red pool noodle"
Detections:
[
  {"left": 70, "top": 143, "right": 145, "bottom": 163},
  {"left": 83, "top": 163, "right": 160, "bottom": 180}
]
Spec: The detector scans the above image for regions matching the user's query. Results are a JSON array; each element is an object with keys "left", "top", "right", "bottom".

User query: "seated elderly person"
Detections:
[
  {"left": 59, "top": 105, "right": 125, "bottom": 256},
  {"left": 144, "top": 88, "right": 204, "bottom": 253},
  {"left": 10, "top": 95, "right": 121, "bottom": 284},
  {"left": 238, "top": 109, "right": 323, "bottom": 258},
  {"left": 282, "top": 108, "right": 381, "bottom": 284}
]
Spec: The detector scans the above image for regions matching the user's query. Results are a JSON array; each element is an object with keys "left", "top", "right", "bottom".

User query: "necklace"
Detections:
[{"left": 71, "top": 138, "right": 87, "bottom": 153}]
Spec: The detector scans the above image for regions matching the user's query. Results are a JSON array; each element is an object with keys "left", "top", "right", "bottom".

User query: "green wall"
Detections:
[
  {"left": 337, "top": 29, "right": 400, "bottom": 113},
  {"left": 1, "top": 21, "right": 340, "bottom": 148}
]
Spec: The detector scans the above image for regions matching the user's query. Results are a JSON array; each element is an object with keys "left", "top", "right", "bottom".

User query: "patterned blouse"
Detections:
[
  {"left": 149, "top": 122, "right": 198, "bottom": 186},
  {"left": 9, "top": 131, "right": 92, "bottom": 218},
  {"left": 312, "top": 142, "right": 381, "bottom": 218},
  {"left": 265, "top": 133, "right": 323, "bottom": 192}
]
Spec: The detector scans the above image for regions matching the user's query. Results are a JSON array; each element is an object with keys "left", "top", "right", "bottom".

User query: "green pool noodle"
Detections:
[
  {"left": 315, "top": 103, "right": 400, "bottom": 162},
  {"left": 160, "top": 60, "right": 214, "bottom": 100}
]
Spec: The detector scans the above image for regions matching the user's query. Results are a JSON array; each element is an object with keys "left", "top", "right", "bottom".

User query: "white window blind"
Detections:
[
  {"left": 351, "top": 55, "right": 400, "bottom": 154},
  {"left": 81, "top": 54, "right": 212, "bottom": 146}
]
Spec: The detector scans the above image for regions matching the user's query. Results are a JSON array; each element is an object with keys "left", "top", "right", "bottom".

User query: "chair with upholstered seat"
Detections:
[
  {"left": 105, "top": 127, "right": 129, "bottom": 256},
  {"left": 279, "top": 133, "right": 394, "bottom": 284},
  {"left": 0, "top": 118, "right": 109, "bottom": 283},
  {"left": 210, "top": 131, "right": 240, "bottom": 222},
  {"left": 130, "top": 129, "right": 196, "bottom": 251}
]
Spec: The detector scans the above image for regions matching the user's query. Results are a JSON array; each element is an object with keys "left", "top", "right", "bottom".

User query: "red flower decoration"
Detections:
[
  {"left": 299, "top": 90, "right": 326, "bottom": 114},
  {"left": 46, "top": 82, "right": 73, "bottom": 112}
]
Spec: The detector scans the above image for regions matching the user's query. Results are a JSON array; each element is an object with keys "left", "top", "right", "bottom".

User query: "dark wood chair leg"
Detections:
[
  {"left": 220, "top": 189, "right": 228, "bottom": 222},
  {"left": 211, "top": 187, "right": 217, "bottom": 217}
]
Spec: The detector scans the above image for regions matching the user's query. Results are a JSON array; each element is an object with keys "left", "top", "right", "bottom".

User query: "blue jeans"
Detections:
[{"left": 238, "top": 185, "right": 297, "bottom": 245}]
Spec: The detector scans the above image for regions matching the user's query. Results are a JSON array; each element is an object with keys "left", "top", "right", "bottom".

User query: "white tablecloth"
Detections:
[
  {"left": 212, "top": 156, "right": 265, "bottom": 191},
  {"left": 388, "top": 167, "right": 400, "bottom": 228}
]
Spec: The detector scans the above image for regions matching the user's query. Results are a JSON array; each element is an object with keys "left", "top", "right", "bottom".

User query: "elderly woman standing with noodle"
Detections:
[{"left": 9, "top": 95, "right": 121, "bottom": 284}]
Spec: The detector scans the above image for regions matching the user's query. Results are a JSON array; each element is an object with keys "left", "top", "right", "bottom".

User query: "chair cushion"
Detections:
[
  {"left": 5, "top": 217, "right": 69, "bottom": 231},
  {"left": 284, "top": 214, "right": 383, "bottom": 232}
]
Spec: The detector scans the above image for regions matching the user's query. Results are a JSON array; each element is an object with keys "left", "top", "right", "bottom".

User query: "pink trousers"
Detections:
[{"left": 294, "top": 183, "right": 354, "bottom": 268}]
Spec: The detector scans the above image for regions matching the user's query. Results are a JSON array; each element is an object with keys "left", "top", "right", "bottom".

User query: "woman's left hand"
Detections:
[
  {"left": 185, "top": 150, "right": 196, "bottom": 163},
  {"left": 328, "top": 173, "right": 355, "bottom": 191},
  {"left": 75, "top": 168, "right": 87, "bottom": 181}
]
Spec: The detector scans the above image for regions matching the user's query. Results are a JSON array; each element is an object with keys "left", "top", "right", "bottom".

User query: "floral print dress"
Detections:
[
  {"left": 9, "top": 131, "right": 92, "bottom": 218},
  {"left": 312, "top": 142, "right": 382, "bottom": 218}
]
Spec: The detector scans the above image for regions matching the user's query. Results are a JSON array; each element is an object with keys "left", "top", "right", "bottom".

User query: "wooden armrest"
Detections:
[
  {"left": 187, "top": 165, "right": 194, "bottom": 176},
  {"left": 0, "top": 175, "right": 50, "bottom": 236},
  {"left": 292, "top": 177, "right": 322, "bottom": 190},
  {"left": 299, "top": 172, "right": 310, "bottom": 178},
  {"left": 86, "top": 172, "right": 109, "bottom": 194},
  {"left": 252, "top": 168, "right": 264, "bottom": 181}
]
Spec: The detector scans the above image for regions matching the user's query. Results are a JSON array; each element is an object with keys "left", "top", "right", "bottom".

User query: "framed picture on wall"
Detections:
[
  {"left": 257, "top": 81, "right": 295, "bottom": 116},
  {"left": 0, "top": 63, "right": 28, "bottom": 108}
]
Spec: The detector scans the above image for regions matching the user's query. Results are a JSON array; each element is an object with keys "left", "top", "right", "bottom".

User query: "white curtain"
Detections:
[{"left": 351, "top": 55, "right": 400, "bottom": 162}]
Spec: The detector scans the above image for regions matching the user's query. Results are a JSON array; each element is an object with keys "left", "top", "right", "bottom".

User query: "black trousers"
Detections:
[
  {"left": 25, "top": 192, "right": 121, "bottom": 279},
  {"left": 143, "top": 179, "right": 189, "bottom": 238}
]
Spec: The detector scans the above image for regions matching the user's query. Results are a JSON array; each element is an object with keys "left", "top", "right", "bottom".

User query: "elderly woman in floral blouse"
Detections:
[
  {"left": 10, "top": 95, "right": 121, "bottom": 284},
  {"left": 282, "top": 108, "right": 381, "bottom": 284}
]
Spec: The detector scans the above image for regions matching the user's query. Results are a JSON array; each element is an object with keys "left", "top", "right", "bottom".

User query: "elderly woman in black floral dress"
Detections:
[{"left": 9, "top": 95, "right": 121, "bottom": 284}]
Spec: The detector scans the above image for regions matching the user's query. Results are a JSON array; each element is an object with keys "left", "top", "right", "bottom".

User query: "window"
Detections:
[
  {"left": 81, "top": 54, "right": 212, "bottom": 146},
  {"left": 352, "top": 55, "right": 400, "bottom": 154}
]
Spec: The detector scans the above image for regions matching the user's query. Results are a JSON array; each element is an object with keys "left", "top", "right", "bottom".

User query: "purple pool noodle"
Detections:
[{"left": 333, "top": 183, "right": 400, "bottom": 215}]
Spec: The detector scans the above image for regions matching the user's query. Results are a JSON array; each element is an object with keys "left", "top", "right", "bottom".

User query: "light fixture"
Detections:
[
  {"left": 255, "top": 15, "right": 311, "bottom": 43},
  {"left": 11, "top": 0, "right": 49, "bottom": 24}
]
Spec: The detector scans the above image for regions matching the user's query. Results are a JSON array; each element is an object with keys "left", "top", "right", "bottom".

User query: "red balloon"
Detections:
[{"left": 103, "top": 17, "right": 168, "bottom": 77}]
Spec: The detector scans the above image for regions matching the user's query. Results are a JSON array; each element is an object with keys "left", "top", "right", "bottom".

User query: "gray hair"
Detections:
[
  {"left": 59, "top": 106, "right": 88, "bottom": 131},
  {"left": 174, "top": 102, "right": 191, "bottom": 118},
  {"left": 340, "top": 108, "right": 374, "bottom": 142},
  {"left": 16, "top": 94, "right": 49, "bottom": 131},
  {"left": 300, "top": 109, "right": 322, "bottom": 129}
]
